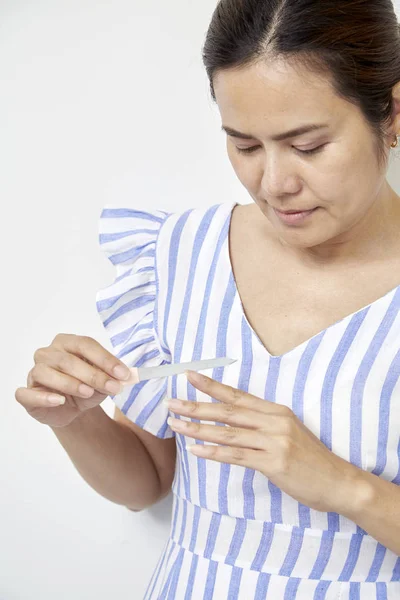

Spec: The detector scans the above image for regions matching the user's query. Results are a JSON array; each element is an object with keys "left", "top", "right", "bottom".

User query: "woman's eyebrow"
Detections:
[{"left": 221, "top": 123, "right": 329, "bottom": 141}]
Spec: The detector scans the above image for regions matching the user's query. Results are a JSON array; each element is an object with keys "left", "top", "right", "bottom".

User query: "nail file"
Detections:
[{"left": 123, "top": 357, "right": 238, "bottom": 384}]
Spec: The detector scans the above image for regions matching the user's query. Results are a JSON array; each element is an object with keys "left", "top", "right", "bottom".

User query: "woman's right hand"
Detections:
[{"left": 15, "top": 333, "right": 133, "bottom": 428}]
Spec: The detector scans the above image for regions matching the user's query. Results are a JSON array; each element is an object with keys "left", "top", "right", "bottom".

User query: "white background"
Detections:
[{"left": 1, "top": 1, "right": 400, "bottom": 599}]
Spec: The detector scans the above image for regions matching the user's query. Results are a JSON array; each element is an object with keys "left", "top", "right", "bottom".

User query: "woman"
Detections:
[{"left": 16, "top": 0, "right": 400, "bottom": 598}]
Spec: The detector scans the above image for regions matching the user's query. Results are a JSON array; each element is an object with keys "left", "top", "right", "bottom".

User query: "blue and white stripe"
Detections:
[{"left": 97, "top": 201, "right": 400, "bottom": 598}]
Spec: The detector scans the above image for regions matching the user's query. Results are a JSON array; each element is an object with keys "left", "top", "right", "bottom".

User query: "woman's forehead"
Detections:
[
  {"left": 213, "top": 61, "right": 351, "bottom": 134},
  {"left": 215, "top": 60, "right": 335, "bottom": 111}
]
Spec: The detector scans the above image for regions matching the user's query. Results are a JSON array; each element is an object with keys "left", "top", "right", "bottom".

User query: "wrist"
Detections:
[{"left": 333, "top": 462, "right": 375, "bottom": 520}]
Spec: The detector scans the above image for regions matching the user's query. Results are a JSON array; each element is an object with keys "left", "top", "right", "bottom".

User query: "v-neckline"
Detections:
[{"left": 225, "top": 201, "right": 400, "bottom": 360}]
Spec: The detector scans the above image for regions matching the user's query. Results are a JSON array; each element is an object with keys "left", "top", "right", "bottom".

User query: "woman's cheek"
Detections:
[{"left": 228, "top": 152, "right": 256, "bottom": 190}]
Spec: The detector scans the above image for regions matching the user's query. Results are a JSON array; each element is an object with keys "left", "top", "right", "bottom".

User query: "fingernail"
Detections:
[
  {"left": 48, "top": 395, "right": 66, "bottom": 406},
  {"left": 113, "top": 365, "right": 130, "bottom": 380},
  {"left": 79, "top": 384, "right": 94, "bottom": 397},
  {"left": 185, "top": 370, "right": 204, "bottom": 384},
  {"left": 164, "top": 399, "right": 184, "bottom": 409},
  {"left": 105, "top": 380, "right": 121, "bottom": 394}
]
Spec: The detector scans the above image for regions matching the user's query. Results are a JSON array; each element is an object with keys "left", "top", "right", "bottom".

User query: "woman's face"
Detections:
[{"left": 213, "top": 58, "right": 397, "bottom": 256}]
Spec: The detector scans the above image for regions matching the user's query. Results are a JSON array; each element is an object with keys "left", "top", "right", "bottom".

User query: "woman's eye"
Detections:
[
  {"left": 235, "top": 146, "right": 260, "bottom": 155},
  {"left": 295, "top": 144, "right": 326, "bottom": 155},
  {"left": 235, "top": 144, "right": 326, "bottom": 156}
]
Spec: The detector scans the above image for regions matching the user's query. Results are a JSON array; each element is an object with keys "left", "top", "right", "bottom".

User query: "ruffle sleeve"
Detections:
[{"left": 95, "top": 206, "right": 174, "bottom": 438}]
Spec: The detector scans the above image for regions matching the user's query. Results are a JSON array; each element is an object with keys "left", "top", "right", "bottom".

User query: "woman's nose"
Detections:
[{"left": 260, "top": 155, "right": 302, "bottom": 198}]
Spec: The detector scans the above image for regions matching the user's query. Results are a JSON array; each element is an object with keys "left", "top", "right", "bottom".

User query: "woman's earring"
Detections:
[{"left": 391, "top": 135, "right": 399, "bottom": 149}]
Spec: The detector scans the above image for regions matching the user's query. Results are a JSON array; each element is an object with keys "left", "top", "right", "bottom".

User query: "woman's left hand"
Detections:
[{"left": 165, "top": 371, "right": 363, "bottom": 515}]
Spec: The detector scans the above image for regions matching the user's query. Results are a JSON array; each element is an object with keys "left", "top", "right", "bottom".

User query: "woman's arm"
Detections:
[
  {"left": 337, "top": 467, "right": 400, "bottom": 556},
  {"left": 51, "top": 405, "right": 172, "bottom": 511}
]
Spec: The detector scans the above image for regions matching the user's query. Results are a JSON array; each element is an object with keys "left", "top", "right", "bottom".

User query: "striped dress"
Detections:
[{"left": 96, "top": 201, "right": 400, "bottom": 599}]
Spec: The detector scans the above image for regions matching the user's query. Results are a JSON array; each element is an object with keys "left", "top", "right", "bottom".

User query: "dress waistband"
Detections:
[{"left": 169, "top": 494, "right": 400, "bottom": 583}]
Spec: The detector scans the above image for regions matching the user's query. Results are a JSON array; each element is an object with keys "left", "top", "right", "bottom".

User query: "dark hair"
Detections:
[{"left": 202, "top": 0, "right": 400, "bottom": 166}]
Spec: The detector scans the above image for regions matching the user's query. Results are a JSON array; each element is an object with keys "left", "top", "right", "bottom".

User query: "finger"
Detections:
[
  {"left": 167, "top": 418, "right": 267, "bottom": 451},
  {"left": 166, "top": 398, "right": 292, "bottom": 434},
  {"left": 30, "top": 363, "right": 97, "bottom": 399},
  {"left": 167, "top": 399, "right": 261, "bottom": 430},
  {"left": 188, "top": 442, "right": 262, "bottom": 470},
  {"left": 51, "top": 334, "right": 131, "bottom": 381},
  {"left": 15, "top": 387, "right": 66, "bottom": 409},
  {"left": 39, "top": 349, "right": 124, "bottom": 397},
  {"left": 186, "top": 372, "right": 281, "bottom": 415}
]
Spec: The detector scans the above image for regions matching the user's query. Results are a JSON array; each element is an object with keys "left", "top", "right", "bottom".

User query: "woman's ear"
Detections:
[{"left": 389, "top": 81, "right": 400, "bottom": 140}]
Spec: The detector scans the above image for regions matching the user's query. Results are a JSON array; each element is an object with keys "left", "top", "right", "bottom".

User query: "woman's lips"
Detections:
[{"left": 273, "top": 207, "right": 319, "bottom": 225}]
